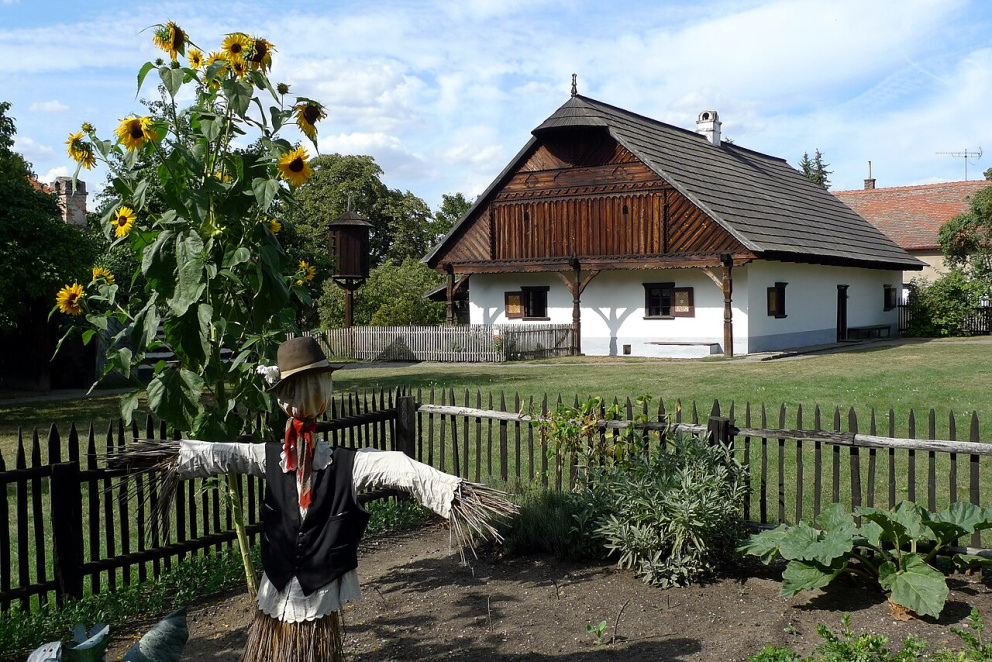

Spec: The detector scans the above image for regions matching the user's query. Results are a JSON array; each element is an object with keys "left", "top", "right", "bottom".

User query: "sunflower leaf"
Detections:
[
  {"left": 159, "top": 66, "right": 184, "bottom": 99},
  {"left": 252, "top": 178, "right": 280, "bottom": 211},
  {"left": 136, "top": 61, "right": 156, "bottom": 96},
  {"left": 222, "top": 79, "right": 253, "bottom": 118}
]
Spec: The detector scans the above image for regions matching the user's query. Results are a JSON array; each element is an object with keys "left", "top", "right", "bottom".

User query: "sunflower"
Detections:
[
  {"left": 114, "top": 116, "right": 158, "bottom": 151},
  {"left": 66, "top": 131, "right": 96, "bottom": 170},
  {"left": 92, "top": 267, "right": 115, "bottom": 285},
  {"left": 111, "top": 206, "right": 137, "bottom": 238},
  {"left": 187, "top": 47, "right": 204, "bottom": 70},
  {"left": 248, "top": 36, "right": 274, "bottom": 72},
  {"left": 152, "top": 21, "right": 186, "bottom": 61},
  {"left": 205, "top": 51, "right": 228, "bottom": 73},
  {"left": 81, "top": 122, "right": 94, "bottom": 133},
  {"left": 222, "top": 33, "right": 251, "bottom": 60},
  {"left": 296, "top": 260, "right": 316, "bottom": 285},
  {"left": 277, "top": 147, "right": 312, "bottom": 187},
  {"left": 293, "top": 100, "right": 326, "bottom": 140},
  {"left": 276, "top": 82, "right": 290, "bottom": 96},
  {"left": 56, "top": 283, "right": 84, "bottom": 316},
  {"left": 230, "top": 57, "right": 249, "bottom": 79},
  {"left": 267, "top": 217, "right": 281, "bottom": 233}
]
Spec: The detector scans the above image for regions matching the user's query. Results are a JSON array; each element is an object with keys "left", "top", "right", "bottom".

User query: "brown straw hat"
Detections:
[{"left": 267, "top": 336, "right": 343, "bottom": 391}]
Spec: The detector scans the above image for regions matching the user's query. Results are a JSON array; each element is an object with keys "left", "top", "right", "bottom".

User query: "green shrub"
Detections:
[
  {"left": 579, "top": 431, "right": 748, "bottom": 587},
  {"left": 498, "top": 489, "right": 596, "bottom": 559},
  {"left": 905, "top": 272, "right": 987, "bottom": 337}
]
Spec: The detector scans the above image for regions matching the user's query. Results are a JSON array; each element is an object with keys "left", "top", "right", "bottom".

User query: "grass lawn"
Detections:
[{"left": 1, "top": 339, "right": 990, "bottom": 461}]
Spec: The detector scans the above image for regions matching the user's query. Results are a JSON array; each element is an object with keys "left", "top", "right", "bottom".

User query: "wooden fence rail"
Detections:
[
  {"left": 4, "top": 387, "right": 988, "bottom": 610},
  {"left": 304, "top": 323, "right": 573, "bottom": 362}
]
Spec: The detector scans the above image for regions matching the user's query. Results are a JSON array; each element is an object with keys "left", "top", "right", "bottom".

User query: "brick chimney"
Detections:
[
  {"left": 695, "top": 110, "right": 721, "bottom": 146},
  {"left": 863, "top": 178, "right": 876, "bottom": 190},
  {"left": 54, "top": 177, "right": 88, "bottom": 227}
]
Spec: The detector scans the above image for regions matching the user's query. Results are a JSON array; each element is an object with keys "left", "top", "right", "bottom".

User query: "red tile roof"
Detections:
[
  {"left": 833, "top": 181, "right": 990, "bottom": 251},
  {"left": 27, "top": 176, "right": 52, "bottom": 193}
]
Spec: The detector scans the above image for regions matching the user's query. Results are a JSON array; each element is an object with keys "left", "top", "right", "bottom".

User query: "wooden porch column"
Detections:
[
  {"left": 557, "top": 260, "right": 600, "bottom": 357},
  {"left": 444, "top": 264, "right": 455, "bottom": 326},
  {"left": 721, "top": 254, "right": 734, "bottom": 358}
]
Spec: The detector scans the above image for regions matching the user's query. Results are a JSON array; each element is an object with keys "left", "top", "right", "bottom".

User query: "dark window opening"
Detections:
[
  {"left": 883, "top": 284, "right": 898, "bottom": 311},
  {"left": 644, "top": 282, "right": 675, "bottom": 318},
  {"left": 767, "top": 282, "right": 787, "bottom": 318},
  {"left": 505, "top": 287, "right": 549, "bottom": 320}
]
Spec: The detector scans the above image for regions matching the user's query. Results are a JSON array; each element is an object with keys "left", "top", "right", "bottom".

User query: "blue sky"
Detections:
[{"left": 3, "top": 0, "right": 992, "bottom": 210}]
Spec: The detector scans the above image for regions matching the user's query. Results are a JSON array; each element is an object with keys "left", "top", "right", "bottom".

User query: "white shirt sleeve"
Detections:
[
  {"left": 352, "top": 448, "right": 462, "bottom": 519},
  {"left": 176, "top": 439, "right": 267, "bottom": 478}
]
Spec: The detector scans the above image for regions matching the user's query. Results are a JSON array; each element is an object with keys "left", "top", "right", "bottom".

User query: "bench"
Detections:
[{"left": 847, "top": 324, "right": 891, "bottom": 340}]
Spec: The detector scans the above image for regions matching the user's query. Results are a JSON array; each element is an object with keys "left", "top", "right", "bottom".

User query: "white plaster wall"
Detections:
[
  {"left": 469, "top": 269, "right": 751, "bottom": 357},
  {"left": 744, "top": 261, "right": 902, "bottom": 353}
]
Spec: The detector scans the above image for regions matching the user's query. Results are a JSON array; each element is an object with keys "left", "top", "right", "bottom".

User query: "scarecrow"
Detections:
[{"left": 114, "top": 337, "right": 515, "bottom": 662}]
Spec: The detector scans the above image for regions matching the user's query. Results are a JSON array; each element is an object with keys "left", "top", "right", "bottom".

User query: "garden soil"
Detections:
[{"left": 107, "top": 524, "right": 992, "bottom": 661}]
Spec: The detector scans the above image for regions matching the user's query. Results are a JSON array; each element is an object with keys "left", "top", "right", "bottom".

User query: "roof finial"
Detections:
[{"left": 571, "top": 73, "right": 577, "bottom": 97}]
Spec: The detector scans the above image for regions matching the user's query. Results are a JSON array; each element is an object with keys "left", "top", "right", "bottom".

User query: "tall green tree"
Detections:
[
  {"left": 798, "top": 149, "right": 832, "bottom": 189},
  {"left": 433, "top": 192, "right": 473, "bottom": 241},
  {"left": 938, "top": 185, "right": 992, "bottom": 283},
  {"left": 318, "top": 257, "right": 445, "bottom": 328},
  {"left": 0, "top": 101, "right": 99, "bottom": 334}
]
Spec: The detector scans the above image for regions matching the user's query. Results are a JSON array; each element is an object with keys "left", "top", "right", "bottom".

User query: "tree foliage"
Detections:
[
  {"left": 798, "top": 149, "right": 832, "bottom": 189},
  {"left": 938, "top": 186, "right": 992, "bottom": 281},
  {"left": 433, "top": 192, "right": 473, "bottom": 240},
  {"left": 318, "top": 257, "right": 445, "bottom": 328},
  {"left": 0, "top": 101, "right": 99, "bottom": 334},
  {"left": 904, "top": 272, "right": 988, "bottom": 338}
]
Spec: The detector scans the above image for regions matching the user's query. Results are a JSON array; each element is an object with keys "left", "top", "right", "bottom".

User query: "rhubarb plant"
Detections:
[{"left": 740, "top": 501, "right": 992, "bottom": 618}]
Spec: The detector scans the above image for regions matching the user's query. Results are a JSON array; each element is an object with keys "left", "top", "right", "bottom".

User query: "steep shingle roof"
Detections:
[
  {"left": 833, "top": 181, "right": 990, "bottom": 251},
  {"left": 426, "top": 95, "right": 923, "bottom": 270}
]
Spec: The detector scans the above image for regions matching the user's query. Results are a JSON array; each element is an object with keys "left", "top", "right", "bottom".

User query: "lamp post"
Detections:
[{"left": 328, "top": 201, "right": 372, "bottom": 328}]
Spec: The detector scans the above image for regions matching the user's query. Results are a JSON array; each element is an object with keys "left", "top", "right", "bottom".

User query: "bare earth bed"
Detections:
[{"left": 107, "top": 525, "right": 992, "bottom": 661}]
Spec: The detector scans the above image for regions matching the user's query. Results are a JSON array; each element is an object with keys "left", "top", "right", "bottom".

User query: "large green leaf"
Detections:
[
  {"left": 780, "top": 559, "right": 842, "bottom": 597},
  {"left": 739, "top": 526, "right": 789, "bottom": 563},
  {"left": 222, "top": 79, "right": 253, "bottom": 117},
  {"left": 931, "top": 501, "right": 992, "bottom": 540},
  {"left": 141, "top": 229, "right": 177, "bottom": 296},
  {"left": 776, "top": 522, "right": 821, "bottom": 561},
  {"left": 252, "top": 177, "right": 280, "bottom": 211},
  {"left": 123, "top": 607, "right": 188, "bottom": 661},
  {"left": 880, "top": 553, "right": 948, "bottom": 618},
  {"left": 159, "top": 66, "right": 184, "bottom": 98},
  {"left": 858, "top": 507, "right": 910, "bottom": 549},
  {"left": 170, "top": 231, "right": 206, "bottom": 317},
  {"left": 814, "top": 502, "right": 854, "bottom": 531},
  {"left": 890, "top": 501, "right": 933, "bottom": 542},
  {"left": 136, "top": 61, "right": 156, "bottom": 95},
  {"left": 805, "top": 524, "right": 856, "bottom": 566}
]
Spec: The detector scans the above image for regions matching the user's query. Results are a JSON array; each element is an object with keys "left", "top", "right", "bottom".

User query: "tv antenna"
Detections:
[{"left": 936, "top": 147, "right": 982, "bottom": 180}]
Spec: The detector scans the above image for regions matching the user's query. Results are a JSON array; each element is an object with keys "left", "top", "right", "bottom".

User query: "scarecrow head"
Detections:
[{"left": 262, "top": 336, "right": 343, "bottom": 420}]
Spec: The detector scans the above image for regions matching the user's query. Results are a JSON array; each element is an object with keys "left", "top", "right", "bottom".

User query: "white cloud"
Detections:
[
  {"left": 41, "top": 166, "right": 69, "bottom": 183},
  {"left": 321, "top": 132, "right": 435, "bottom": 184},
  {"left": 13, "top": 135, "right": 53, "bottom": 161},
  {"left": 29, "top": 100, "right": 68, "bottom": 112}
]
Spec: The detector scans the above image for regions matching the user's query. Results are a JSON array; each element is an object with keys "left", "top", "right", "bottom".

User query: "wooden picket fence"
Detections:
[
  {"left": 0, "top": 389, "right": 408, "bottom": 611},
  {"left": 304, "top": 323, "right": 573, "bottom": 362},
  {"left": 3, "top": 386, "right": 989, "bottom": 610}
]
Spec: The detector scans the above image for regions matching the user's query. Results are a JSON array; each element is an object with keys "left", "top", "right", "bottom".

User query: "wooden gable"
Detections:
[{"left": 430, "top": 128, "right": 746, "bottom": 271}]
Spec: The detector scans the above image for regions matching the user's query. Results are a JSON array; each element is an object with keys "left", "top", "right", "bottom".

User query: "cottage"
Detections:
[
  {"left": 834, "top": 180, "right": 990, "bottom": 284},
  {"left": 424, "top": 90, "right": 924, "bottom": 357}
]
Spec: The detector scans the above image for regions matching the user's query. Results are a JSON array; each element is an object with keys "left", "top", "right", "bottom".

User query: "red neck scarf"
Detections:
[{"left": 284, "top": 417, "right": 317, "bottom": 508}]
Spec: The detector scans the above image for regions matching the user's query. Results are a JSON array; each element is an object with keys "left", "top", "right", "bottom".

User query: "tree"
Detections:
[
  {"left": 0, "top": 101, "right": 99, "bottom": 334},
  {"left": 318, "top": 257, "right": 445, "bottom": 328},
  {"left": 938, "top": 186, "right": 992, "bottom": 283},
  {"left": 433, "top": 192, "right": 473, "bottom": 241},
  {"left": 798, "top": 149, "right": 832, "bottom": 189}
]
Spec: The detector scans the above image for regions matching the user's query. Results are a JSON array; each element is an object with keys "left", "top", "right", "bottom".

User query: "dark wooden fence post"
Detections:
[
  {"left": 707, "top": 416, "right": 731, "bottom": 448},
  {"left": 50, "top": 461, "right": 84, "bottom": 604},
  {"left": 396, "top": 395, "right": 417, "bottom": 458}
]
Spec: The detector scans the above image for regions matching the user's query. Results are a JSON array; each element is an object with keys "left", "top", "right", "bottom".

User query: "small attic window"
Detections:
[
  {"left": 523, "top": 210, "right": 530, "bottom": 222},
  {"left": 622, "top": 204, "right": 629, "bottom": 215}
]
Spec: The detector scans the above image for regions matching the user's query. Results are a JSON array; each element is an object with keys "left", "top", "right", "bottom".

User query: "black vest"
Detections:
[{"left": 261, "top": 444, "right": 371, "bottom": 596}]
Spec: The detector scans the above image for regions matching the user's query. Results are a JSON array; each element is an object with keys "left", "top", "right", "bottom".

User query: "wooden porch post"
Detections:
[
  {"left": 572, "top": 260, "right": 582, "bottom": 355},
  {"left": 444, "top": 264, "right": 455, "bottom": 326},
  {"left": 721, "top": 254, "right": 734, "bottom": 358}
]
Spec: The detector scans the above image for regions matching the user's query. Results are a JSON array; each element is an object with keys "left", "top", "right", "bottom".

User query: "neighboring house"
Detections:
[
  {"left": 834, "top": 180, "right": 991, "bottom": 284},
  {"left": 424, "top": 92, "right": 923, "bottom": 358},
  {"left": 28, "top": 175, "right": 88, "bottom": 226}
]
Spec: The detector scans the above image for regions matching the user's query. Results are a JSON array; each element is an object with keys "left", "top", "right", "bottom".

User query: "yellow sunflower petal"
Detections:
[
  {"left": 277, "top": 147, "right": 312, "bottom": 188},
  {"left": 56, "top": 283, "right": 85, "bottom": 316}
]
